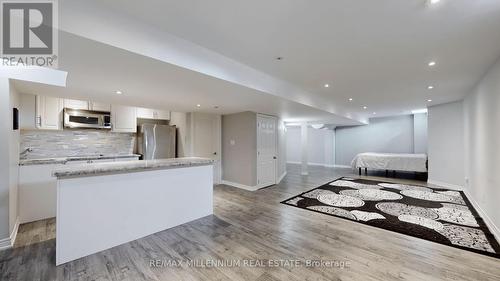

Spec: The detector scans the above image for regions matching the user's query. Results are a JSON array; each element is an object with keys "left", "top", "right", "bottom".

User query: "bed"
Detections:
[{"left": 351, "top": 152, "right": 428, "bottom": 175}]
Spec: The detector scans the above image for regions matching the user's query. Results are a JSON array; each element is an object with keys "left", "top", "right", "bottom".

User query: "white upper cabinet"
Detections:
[
  {"left": 136, "top": 107, "right": 155, "bottom": 119},
  {"left": 111, "top": 105, "right": 137, "bottom": 133},
  {"left": 63, "top": 99, "right": 89, "bottom": 110},
  {"left": 90, "top": 101, "right": 111, "bottom": 112},
  {"left": 155, "top": 110, "right": 170, "bottom": 120},
  {"left": 137, "top": 107, "right": 170, "bottom": 120},
  {"left": 36, "top": 96, "right": 63, "bottom": 130}
]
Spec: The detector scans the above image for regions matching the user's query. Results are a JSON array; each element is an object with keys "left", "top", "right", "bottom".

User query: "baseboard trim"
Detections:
[
  {"left": 286, "top": 162, "right": 349, "bottom": 169},
  {"left": 427, "top": 179, "right": 463, "bottom": 191},
  {"left": 278, "top": 171, "right": 287, "bottom": 183},
  {"left": 221, "top": 180, "right": 260, "bottom": 191},
  {"left": 0, "top": 217, "right": 20, "bottom": 251},
  {"left": 461, "top": 189, "right": 500, "bottom": 243},
  {"left": 333, "top": 164, "right": 352, "bottom": 169},
  {"left": 427, "top": 180, "right": 500, "bottom": 243}
]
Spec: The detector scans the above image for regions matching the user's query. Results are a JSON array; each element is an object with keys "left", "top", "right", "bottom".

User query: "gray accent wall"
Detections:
[
  {"left": 20, "top": 129, "right": 135, "bottom": 159},
  {"left": 413, "top": 113, "right": 428, "bottom": 154},
  {"left": 335, "top": 115, "right": 419, "bottom": 166},
  {"left": 222, "top": 112, "right": 257, "bottom": 186}
]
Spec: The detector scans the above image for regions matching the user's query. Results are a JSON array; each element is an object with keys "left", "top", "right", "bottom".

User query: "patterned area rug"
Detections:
[{"left": 281, "top": 177, "right": 500, "bottom": 258}]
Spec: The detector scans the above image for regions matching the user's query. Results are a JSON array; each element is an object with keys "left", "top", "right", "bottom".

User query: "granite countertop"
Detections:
[
  {"left": 52, "top": 157, "right": 214, "bottom": 179},
  {"left": 19, "top": 154, "right": 142, "bottom": 166}
]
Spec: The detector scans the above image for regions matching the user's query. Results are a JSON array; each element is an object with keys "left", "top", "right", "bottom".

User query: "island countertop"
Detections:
[
  {"left": 52, "top": 157, "right": 214, "bottom": 179},
  {"left": 20, "top": 154, "right": 142, "bottom": 166}
]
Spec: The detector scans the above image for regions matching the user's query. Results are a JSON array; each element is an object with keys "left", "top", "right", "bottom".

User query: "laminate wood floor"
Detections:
[{"left": 1, "top": 164, "right": 500, "bottom": 281}]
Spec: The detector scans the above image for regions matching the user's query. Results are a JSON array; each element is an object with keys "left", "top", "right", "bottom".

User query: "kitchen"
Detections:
[{"left": 14, "top": 92, "right": 221, "bottom": 264}]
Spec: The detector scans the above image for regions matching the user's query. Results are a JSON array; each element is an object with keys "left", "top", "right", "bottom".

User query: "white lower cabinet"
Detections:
[
  {"left": 19, "top": 157, "right": 138, "bottom": 223},
  {"left": 19, "top": 164, "right": 61, "bottom": 223}
]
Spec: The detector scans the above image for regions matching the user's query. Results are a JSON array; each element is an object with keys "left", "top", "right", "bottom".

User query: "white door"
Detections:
[
  {"left": 192, "top": 113, "right": 221, "bottom": 184},
  {"left": 257, "top": 115, "right": 277, "bottom": 187}
]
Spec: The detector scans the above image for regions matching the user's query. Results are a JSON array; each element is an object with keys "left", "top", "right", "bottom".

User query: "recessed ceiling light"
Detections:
[
  {"left": 311, "top": 124, "right": 325, "bottom": 129},
  {"left": 427, "top": 99, "right": 433, "bottom": 102},
  {"left": 196, "top": 104, "right": 201, "bottom": 107},
  {"left": 428, "top": 61, "right": 436, "bottom": 67},
  {"left": 115, "top": 90, "right": 122, "bottom": 95},
  {"left": 363, "top": 106, "right": 367, "bottom": 109},
  {"left": 429, "top": 0, "right": 440, "bottom": 4},
  {"left": 348, "top": 98, "right": 353, "bottom": 101},
  {"left": 373, "top": 112, "right": 377, "bottom": 115},
  {"left": 324, "top": 84, "right": 329, "bottom": 88},
  {"left": 427, "top": 85, "right": 434, "bottom": 90}
]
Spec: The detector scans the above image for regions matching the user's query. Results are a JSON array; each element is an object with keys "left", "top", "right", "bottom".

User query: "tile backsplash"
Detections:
[{"left": 20, "top": 129, "right": 135, "bottom": 159}]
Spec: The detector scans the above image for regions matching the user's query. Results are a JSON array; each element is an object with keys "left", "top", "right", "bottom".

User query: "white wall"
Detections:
[
  {"left": 463, "top": 57, "right": 500, "bottom": 235},
  {"left": 9, "top": 82, "right": 20, "bottom": 234},
  {"left": 427, "top": 101, "right": 464, "bottom": 188},
  {"left": 222, "top": 112, "right": 257, "bottom": 186},
  {"left": 413, "top": 113, "right": 428, "bottom": 154},
  {"left": 169, "top": 112, "right": 188, "bottom": 157},
  {"left": 0, "top": 78, "right": 10, "bottom": 241},
  {"left": 277, "top": 120, "right": 287, "bottom": 178},
  {"left": 0, "top": 79, "right": 19, "bottom": 243},
  {"left": 335, "top": 115, "right": 416, "bottom": 166},
  {"left": 286, "top": 126, "right": 335, "bottom": 167}
]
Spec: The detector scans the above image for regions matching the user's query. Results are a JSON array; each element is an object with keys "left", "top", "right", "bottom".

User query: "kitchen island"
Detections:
[{"left": 53, "top": 157, "right": 214, "bottom": 265}]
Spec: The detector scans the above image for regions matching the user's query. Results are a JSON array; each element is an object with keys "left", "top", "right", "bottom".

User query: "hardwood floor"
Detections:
[{"left": 1, "top": 164, "right": 500, "bottom": 281}]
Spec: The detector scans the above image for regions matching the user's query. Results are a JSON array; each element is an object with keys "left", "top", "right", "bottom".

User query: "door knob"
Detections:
[
  {"left": 213, "top": 152, "right": 217, "bottom": 155},
  {"left": 273, "top": 156, "right": 277, "bottom": 159}
]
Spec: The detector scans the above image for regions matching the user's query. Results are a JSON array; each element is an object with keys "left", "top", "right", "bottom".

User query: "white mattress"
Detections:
[{"left": 351, "top": 152, "right": 427, "bottom": 172}]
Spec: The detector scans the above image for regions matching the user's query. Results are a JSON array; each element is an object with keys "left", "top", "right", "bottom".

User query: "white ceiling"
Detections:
[
  {"left": 13, "top": 32, "right": 361, "bottom": 125},
  {"left": 96, "top": 0, "right": 500, "bottom": 117}
]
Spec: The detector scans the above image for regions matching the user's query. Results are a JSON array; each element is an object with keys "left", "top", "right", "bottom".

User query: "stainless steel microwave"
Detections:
[{"left": 63, "top": 108, "right": 112, "bottom": 129}]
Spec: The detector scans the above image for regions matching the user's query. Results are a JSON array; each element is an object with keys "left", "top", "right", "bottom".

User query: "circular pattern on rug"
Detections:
[
  {"left": 317, "top": 193, "right": 365, "bottom": 208},
  {"left": 358, "top": 189, "right": 403, "bottom": 200},
  {"left": 339, "top": 189, "right": 402, "bottom": 201},
  {"left": 436, "top": 224, "right": 495, "bottom": 253},
  {"left": 398, "top": 214, "right": 444, "bottom": 231},
  {"left": 375, "top": 202, "right": 438, "bottom": 219},
  {"left": 377, "top": 183, "right": 432, "bottom": 192},
  {"left": 306, "top": 205, "right": 356, "bottom": 220},
  {"left": 302, "top": 189, "right": 332, "bottom": 199},
  {"left": 350, "top": 210, "right": 386, "bottom": 222},
  {"left": 330, "top": 180, "right": 380, "bottom": 190},
  {"left": 400, "top": 190, "right": 458, "bottom": 203},
  {"left": 435, "top": 206, "right": 478, "bottom": 227},
  {"left": 440, "top": 203, "right": 469, "bottom": 211}
]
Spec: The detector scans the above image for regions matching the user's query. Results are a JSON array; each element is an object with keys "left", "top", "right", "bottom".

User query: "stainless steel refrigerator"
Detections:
[{"left": 138, "top": 124, "right": 176, "bottom": 160}]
